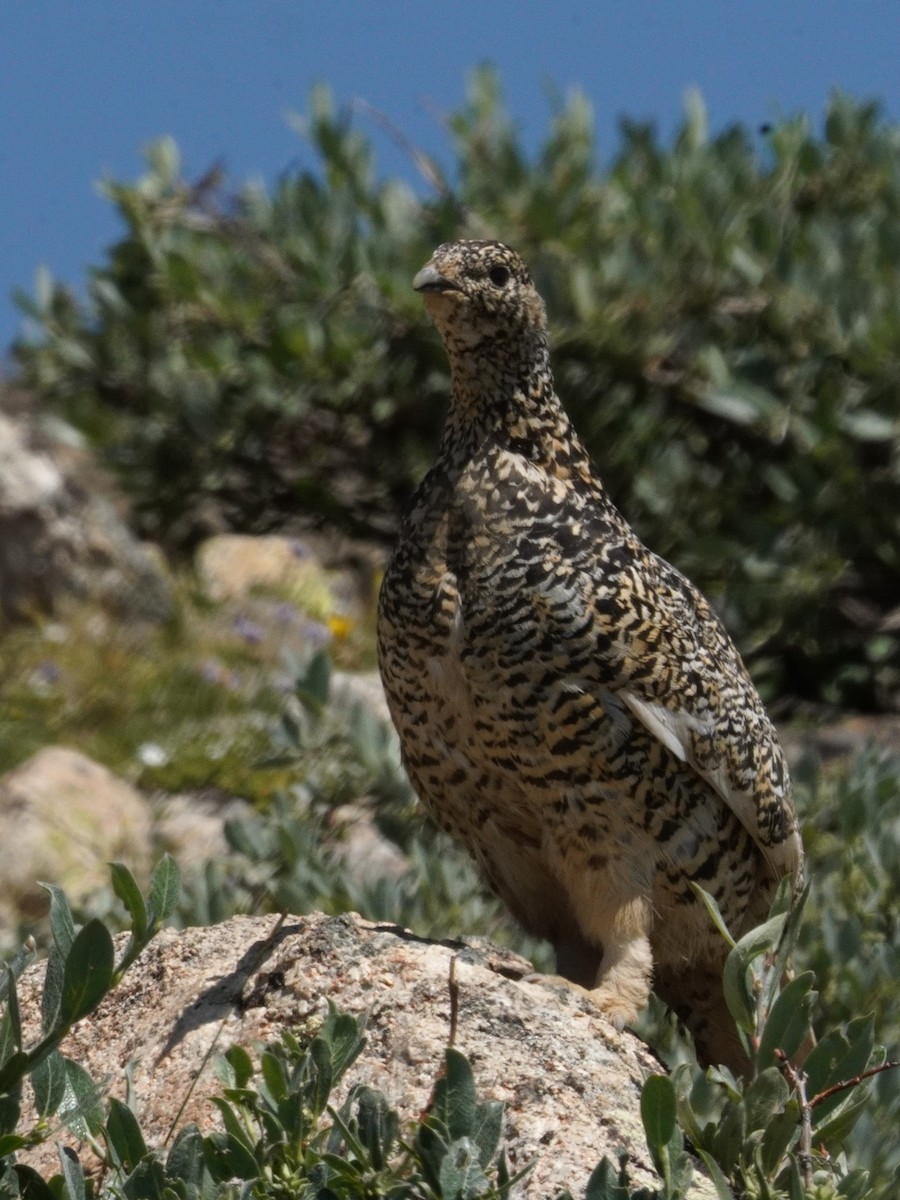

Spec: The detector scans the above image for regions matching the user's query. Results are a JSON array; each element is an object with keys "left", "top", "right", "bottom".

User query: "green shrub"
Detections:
[
  {"left": 203, "top": 1019, "right": 532, "bottom": 1200},
  {"left": 0, "top": 859, "right": 178, "bottom": 1181},
  {"left": 13, "top": 73, "right": 900, "bottom": 709},
  {"left": 794, "top": 748, "right": 900, "bottom": 1184}
]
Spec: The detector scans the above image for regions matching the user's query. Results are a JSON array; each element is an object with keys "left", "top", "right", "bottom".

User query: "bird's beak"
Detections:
[{"left": 412, "top": 263, "right": 461, "bottom": 294}]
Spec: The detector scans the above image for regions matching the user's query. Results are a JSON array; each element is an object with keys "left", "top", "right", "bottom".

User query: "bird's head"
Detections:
[{"left": 413, "top": 240, "right": 548, "bottom": 358}]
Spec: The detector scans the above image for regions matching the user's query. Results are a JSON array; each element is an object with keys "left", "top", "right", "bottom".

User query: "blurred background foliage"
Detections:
[{"left": 12, "top": 69, "right": 900, "bottom": 713}]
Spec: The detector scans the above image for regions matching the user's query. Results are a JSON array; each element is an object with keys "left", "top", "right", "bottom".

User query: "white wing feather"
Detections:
[{"left": 620, "top": 689, "right": 798, "bottom": 880}]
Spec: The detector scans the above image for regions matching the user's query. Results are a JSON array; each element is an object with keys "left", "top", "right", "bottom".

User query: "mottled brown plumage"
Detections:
[{"left": 377, "top": 240, "right": 803, "bottom": 1071}]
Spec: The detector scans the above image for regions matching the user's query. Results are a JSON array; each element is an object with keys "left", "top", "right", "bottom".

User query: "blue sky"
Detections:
[{"left": 2, "top": 2, "right": 898, "bottom": 357}]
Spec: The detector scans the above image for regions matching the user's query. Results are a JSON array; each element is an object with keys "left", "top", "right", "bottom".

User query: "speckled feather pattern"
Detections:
[{"left": 377, "top": 240, "right": 803, "bottom": 1070}]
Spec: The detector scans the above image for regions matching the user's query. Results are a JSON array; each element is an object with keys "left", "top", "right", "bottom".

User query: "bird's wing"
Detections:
[
  {"left": 619, "top": 688, "right": 801, "bottom": 882},
  {"left": 601, "top": 557, "right": 803, "bottom": 885}
]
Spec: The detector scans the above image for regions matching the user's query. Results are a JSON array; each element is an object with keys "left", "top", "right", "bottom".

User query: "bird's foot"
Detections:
[
  {"left": 586, "top": 981, "right": 643, "bottom": 1031},
  {"left": 521, "top": 972, "right": 642, "bottom": 1031},
  {"left": 522, "top": 971, "right": 590, "bottom": 997},
  {"left": 589, "top": 934, "right": 653, "bottom": 1029}
]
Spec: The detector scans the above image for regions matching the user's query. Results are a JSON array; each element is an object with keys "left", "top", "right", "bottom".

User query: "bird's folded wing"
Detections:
[{"left": 619, "top": 688, "right": 802, "bottom": 883}]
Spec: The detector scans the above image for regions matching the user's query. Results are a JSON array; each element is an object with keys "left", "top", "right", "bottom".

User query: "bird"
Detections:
[{"left": 377, "top": 239, "right": 804, "bottom": 1072}]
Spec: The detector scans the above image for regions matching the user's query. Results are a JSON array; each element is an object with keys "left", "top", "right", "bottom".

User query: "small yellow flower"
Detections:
[{"left": 327, "top": 614, "right": 353, "bottom": 640}]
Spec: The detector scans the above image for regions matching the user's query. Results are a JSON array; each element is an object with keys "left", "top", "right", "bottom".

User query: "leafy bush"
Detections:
[
  {"left": 13, "top": 72, "right": 900, "bottom": 708},
  {"left": 206, "top": 1018, "right": 531, "bottom": 1200},
  {"left": 795, "top": 747, "right": 900, "bottom": 1184},
  {"left": 82, "top": 1008, "right": 532, "bottom": 1200},
  {"left": 576, "top": 880, "right": 898, "bottom": 1199},
  {"left": 0, "top": 859, "right": 178, "bottom": 1183}
]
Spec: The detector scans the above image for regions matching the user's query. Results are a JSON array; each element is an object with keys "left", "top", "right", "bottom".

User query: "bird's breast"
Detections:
[{"left": 381, "top": 449, "right": 618, "bottom": 679}]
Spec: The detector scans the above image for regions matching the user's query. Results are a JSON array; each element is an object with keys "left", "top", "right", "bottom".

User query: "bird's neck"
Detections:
[{"left": 439, "top": 338, "right": 593, "bottom": 481}]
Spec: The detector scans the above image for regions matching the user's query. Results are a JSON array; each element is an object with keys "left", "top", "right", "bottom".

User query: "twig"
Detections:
[
  {"left": 809, "top": 1060, "right": 900, "bottom": 1108},
  {"left": 775, "top": 1050, "right": 813, "bottom": 1188},
  {"left": 351, "top": 97, "right": 492, "bottom": 236},
  {"left": 417, "top": 954, "right": 462, "bottom": 1123},
  {"left": 162, "top": 911, "right": 288, "bottom": 1145},
  {"left": 448, "top": 955, "right": 459, "bottom": 1049},
  {"left": 351, "top": 98, "right": 452, "bottom": 200}
]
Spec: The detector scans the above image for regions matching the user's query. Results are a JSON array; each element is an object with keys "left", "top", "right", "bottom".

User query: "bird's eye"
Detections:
[{"left": 488, "top": 266, "right": 510, "bottom": 288}]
